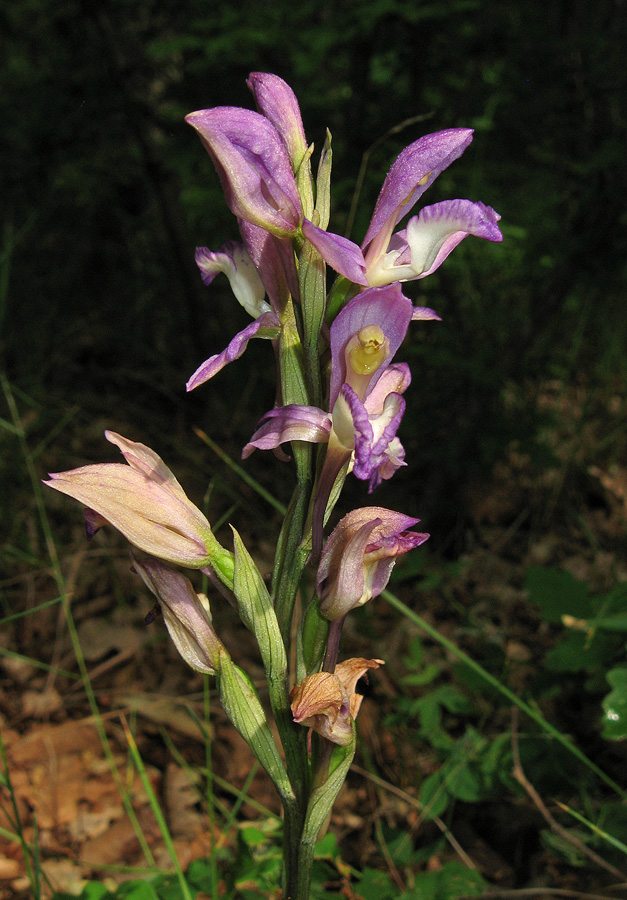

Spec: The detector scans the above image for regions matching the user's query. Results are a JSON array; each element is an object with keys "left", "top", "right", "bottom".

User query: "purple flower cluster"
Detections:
[
  {"left": 45, "top": 72, "right": 502, "bottom": 668},
  {"left": 186, "top": 74, "right": 501, "bottom": 498}
]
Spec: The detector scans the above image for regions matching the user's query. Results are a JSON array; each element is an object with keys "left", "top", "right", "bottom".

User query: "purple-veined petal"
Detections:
[
  {"left": 301, "top": 219, "right": 368, "bottom": 285},
  {"left": 242, "top": 405, "right": 332, "bottom": 458},
  {"left": 404, "top": 199, "right": 503, "bottom": 279},
  {"left": 329, "top": 285, "right": 413, "bottom": 408},
  {"left": 364, "top": 363, "right": 411, "bottom": 415},
  {"left": 366, "top": 199, "right": 502, "bottom": 286},
  {"left": 339, "top": 385, "right": 406, "bottom": 491},
  {"left": 247, "top": 73, "right": 308, "bottom": 171},
  {"left": 357, "top": 392, "right": 407, "bottom": 492},
  {"left": 411, "top": 306, "right": 441, "bottom": 321},
  {"left": 362, "top": 128, "right": 474, "bottom": 262},
  {"left": 195, "top": 242, "right": 269, "bottom": 319},
  {"left": 186, "top": 106, "right": 302, "bottom": 236},
  {"left": 186, "top": 310, "right": 280, "bottom": 391}
]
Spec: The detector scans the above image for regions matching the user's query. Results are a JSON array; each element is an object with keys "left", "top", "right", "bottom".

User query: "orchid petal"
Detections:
[
  {"left": 301, "top": 219, "right": 368, "bottom": 285},
  {"left": 339, "top": 385, "right": 407, "bottom": 491},
  {"left": 242, "top": 405, "right": 332, "bottom": 458},
  {"left": 186, "top": 107, "right": 302, "bottom": 236},
  {"left": 247, "top": 73, "right": 308, "bottom": 171},
  {"left": 186, "top": 310, "right": 280, "bottom": 391},
  {"left": 195, "top": 242, "right": 269, "bottom": 319},
  {"left": 412, "top": 306, "right": 441, "bottom": 321},
  {"left": 404, "top": 199, "right": 503, "bottom": 279},
  {"left": 362, "top": 128, "right": 474, "bottom": 261}
]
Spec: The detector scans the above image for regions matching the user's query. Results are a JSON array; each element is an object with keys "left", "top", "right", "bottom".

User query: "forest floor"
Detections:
[{"left": 1, "top": 375, "right": 626, "bottom": 899}]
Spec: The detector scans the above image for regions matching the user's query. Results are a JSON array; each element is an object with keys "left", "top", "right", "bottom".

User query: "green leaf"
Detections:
[
  {"left": 526, "top": 566, "right": 591, "bottom": 622},
  {"left": 354, "top": 867, "right": 396, "bottom": 900},
  {"left": 231, "top": 527, "right": 287, "bottom": 681},
  {"left": 113, "top": 882, "right": 160, "bottom": 900},
  {"left": 301, "top": 728, "right": 356, "bottom": 848},
  {"left": 80, "top": 885, "right": 111, "bottom": 900},
  {"left": 407, "top": 860, "right": 488, "bottom": 899},
  {"left": 418, "top": 771, "right": 450, "bottom": 820},
  {"left": 218, "top": 651, "right": 294, "bottom": 803},
  {"left": 546, "top": 629, "right": 621, "bottom": 673}
]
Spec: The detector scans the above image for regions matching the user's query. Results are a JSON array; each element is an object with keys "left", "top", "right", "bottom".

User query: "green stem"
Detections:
[{"left": 273, "top": 477, "right": 312, "bottom": 644}]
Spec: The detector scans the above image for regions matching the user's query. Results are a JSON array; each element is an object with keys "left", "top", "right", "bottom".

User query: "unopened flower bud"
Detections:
[
  {"left": 317, "top": 507, "right": 429, "bottom": 620},
  {"left": 133, "top": 555, "right": 224, "bottom": 675},
  {"left": 45, "top": 431, "right": 234, "bottom": 583}
]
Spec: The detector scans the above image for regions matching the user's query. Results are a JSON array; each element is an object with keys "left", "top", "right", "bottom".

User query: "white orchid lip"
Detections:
[{"left": 195, "top": 242, "right": 269, "bottom": 319}]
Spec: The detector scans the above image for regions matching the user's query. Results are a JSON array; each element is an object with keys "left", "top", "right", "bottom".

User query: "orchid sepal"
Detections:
[
  {"left": 186, "top": 311, "right": 280, "bottom": 391},
  {"left": 362, "top": 128, "right": 474, "bottom": 263},
  {"left": 185, "top": 106, "right": 302, "bottom": 238}
]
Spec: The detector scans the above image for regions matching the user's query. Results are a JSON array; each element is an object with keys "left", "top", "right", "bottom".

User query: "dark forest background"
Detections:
[
  {"left": 2, "top": 0, "right": 626, "bottom": 542},
  {"left": 2, "top": 3, "right": 627, "bottom": 895}
]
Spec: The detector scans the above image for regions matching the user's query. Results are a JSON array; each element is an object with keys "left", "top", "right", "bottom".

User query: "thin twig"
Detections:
[{"left": 510, "top": 708, "right": 627, "bottom": 883}]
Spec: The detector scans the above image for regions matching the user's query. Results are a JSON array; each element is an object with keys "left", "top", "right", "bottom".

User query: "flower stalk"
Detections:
[{"left": 45, "top": 72, "right": 501, "bottom": 900}]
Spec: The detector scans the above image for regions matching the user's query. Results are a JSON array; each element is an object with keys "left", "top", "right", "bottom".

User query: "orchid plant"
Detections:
[{"left": 45, "top": 73, "right": 502, "bottom": 899}]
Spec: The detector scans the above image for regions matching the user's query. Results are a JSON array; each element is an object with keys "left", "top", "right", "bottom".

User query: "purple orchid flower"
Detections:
[
  {"left": 242, "top": 286, "right": 421, "bottom": 555},
  {"left": 185, "top": 88, "right": 375, "bottom": 287},
  {"left": 307, "top": 128, "right": 503, "bottom": 292},
  {"left": 195, "top": 241, "right": 269, "bottom": 319},
  {"left": 187, "top": 221, "right": 299, "bottom": 393},
  {"left": 290, "top": 657, "right": 384, "bottom": 746},
  {"left": 243, "top": 285, "right": 413, "bottom": 479},
  {"left": 317, "top": 507, "right": 429, "bottom": 620}
]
